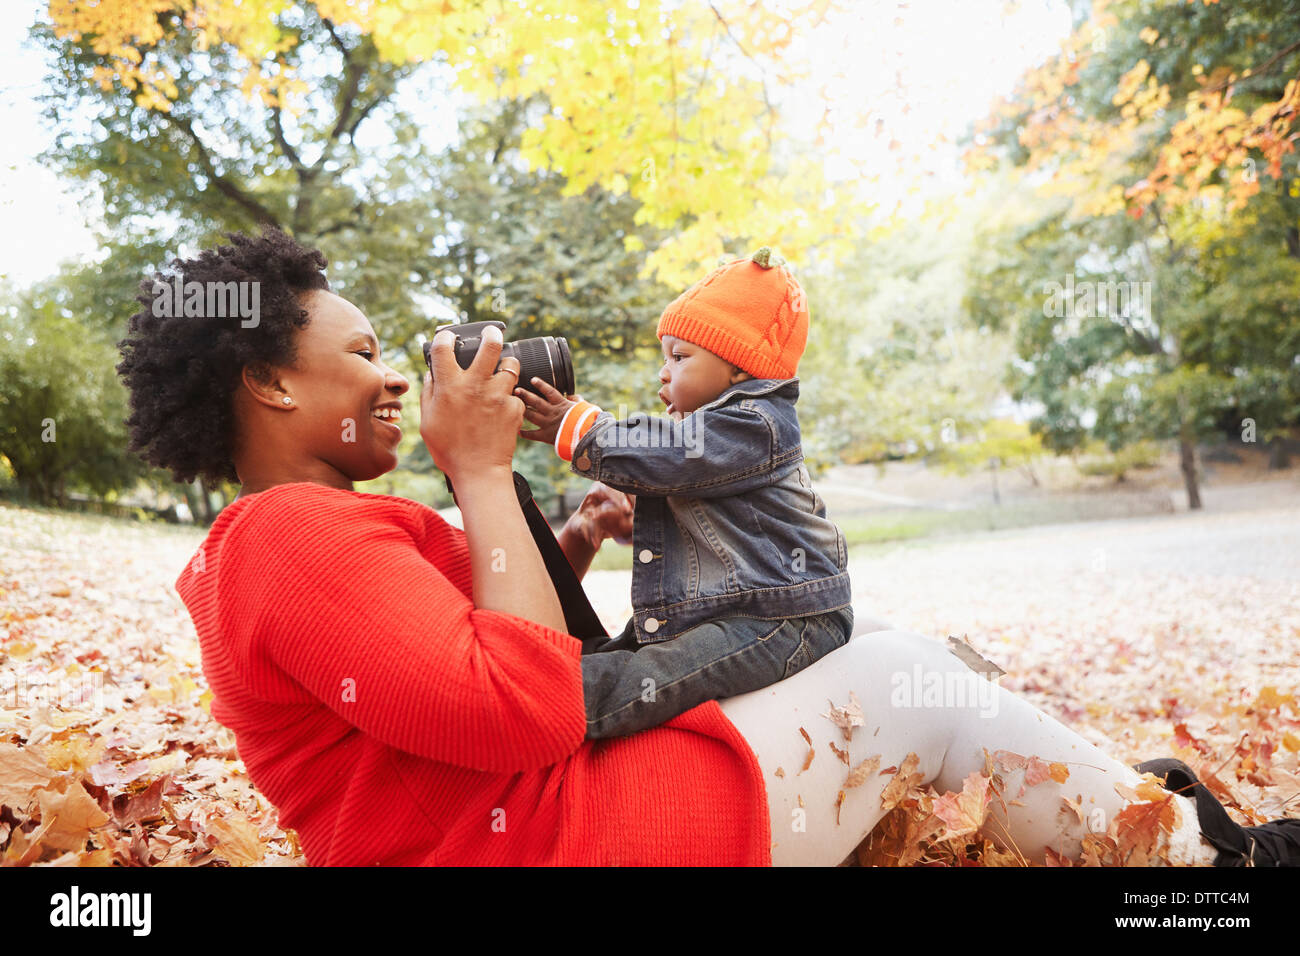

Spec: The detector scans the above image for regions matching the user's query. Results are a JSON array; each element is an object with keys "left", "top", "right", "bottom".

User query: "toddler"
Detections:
[{"left": 517, "top": 247, "right": 853, "bottom": 738}]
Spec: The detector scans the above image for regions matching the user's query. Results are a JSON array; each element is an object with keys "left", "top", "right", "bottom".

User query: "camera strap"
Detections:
[{"left": 444, "top": 472, "right": 610, "bottom": 653}]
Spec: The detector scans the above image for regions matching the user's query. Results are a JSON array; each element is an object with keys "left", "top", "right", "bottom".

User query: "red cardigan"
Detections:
[{"left": 175, "top": 482, "right": 772, "bottom": 865}]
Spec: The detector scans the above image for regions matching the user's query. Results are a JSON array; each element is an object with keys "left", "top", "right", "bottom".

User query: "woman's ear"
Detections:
[{"left": 240, "top": 361, "right": 291, "bottom": 408}]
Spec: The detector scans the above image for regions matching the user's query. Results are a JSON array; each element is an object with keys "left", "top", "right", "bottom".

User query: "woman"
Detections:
[{"left": 117, "top": 228, "right": 1294, "bottom": 866}]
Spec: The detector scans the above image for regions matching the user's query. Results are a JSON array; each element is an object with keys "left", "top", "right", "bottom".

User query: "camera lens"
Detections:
[
  {"left": 423, "top": 328, "right": 575, "bottom": 396},
  {"left": 506, "top": 336, "right": 574, "bottom": 396}
]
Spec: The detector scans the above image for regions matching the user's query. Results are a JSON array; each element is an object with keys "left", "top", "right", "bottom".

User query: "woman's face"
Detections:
[{"left": 234, "top": 290, "right": 411, "bottom": 490}]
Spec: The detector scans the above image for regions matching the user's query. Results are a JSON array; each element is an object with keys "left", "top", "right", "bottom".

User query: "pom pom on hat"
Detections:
[{"left": 749, "top": 246, "right": 786, "bottom": 269}]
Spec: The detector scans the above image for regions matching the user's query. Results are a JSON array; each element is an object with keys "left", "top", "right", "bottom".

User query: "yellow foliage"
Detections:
[
  {"left": 47, "top": 0, "right": 861, "bottom": 284},
  {"left": 965, "top": 0, "right": 1298, "bottom": 221}
]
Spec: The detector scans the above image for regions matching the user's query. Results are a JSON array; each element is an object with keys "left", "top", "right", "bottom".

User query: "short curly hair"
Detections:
[{"left": 116, "top": 226, "right": 330, "bottom": 485}]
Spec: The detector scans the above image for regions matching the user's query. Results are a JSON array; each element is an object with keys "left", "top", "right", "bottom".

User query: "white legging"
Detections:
[{"left": 717, "top": 627, "right": 1207, "bottom": 866}]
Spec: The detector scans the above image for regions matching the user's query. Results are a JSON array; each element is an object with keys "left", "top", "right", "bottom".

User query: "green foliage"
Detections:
[
  {"left": 967, "top": 193, "right": 1300, "bottom": 464},
  {"left": 799, "top": 189, "right": 1020, "bottom": 471},
  {"left": 1075, "top": 439, "right": 1163, "bottom": 481},
  {"left": 967, "top": 0, "right": 1300, "bottom": 508},
  {"left": 932, "top": 419, "right": 1045, "bottom": 476},
  {"left": 35, "top": 0, "right": 677, "bottom": 510},
  {"left": 388, "top": 99, "right": 676, "bottom": 373},
  {"left": 0, "top": 275, "right": 148, "bottom": 505}
]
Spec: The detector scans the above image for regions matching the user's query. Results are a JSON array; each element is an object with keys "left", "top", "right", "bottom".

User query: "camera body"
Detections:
[{"left": 423, "top": 320, "right": 575, "bottom": 397}]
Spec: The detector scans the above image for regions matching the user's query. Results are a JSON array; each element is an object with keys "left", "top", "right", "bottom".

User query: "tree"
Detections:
[
  {"left": 969, "top": 0, "right": 1300, "bottom": 224},
  {"left": 36, "top": 6, "right": 431, "bottom": 341},
  {"left": 933, "top": 419, "right": 1046, "bottom": 496},
  {"left": 42, "top": 0, "right": 860, "bottom": 289},
  {"left": 965, "top": 0, "right": 1300, "bottom": 508},
  {"left": 36, "top": 0, "right": 700, "bottom": 515},
  {"left": 797, "top": 188, "right": 1020, "bottom": 472},
  {"left": 0, "top": 274, "right": 148, "bottom": 505},
  {"left": 383, "top": 99, "right": 681, "bottom": 515}
]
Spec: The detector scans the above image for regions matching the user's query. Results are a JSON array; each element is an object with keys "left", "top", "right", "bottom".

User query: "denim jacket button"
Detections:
[
  {"left": 642, "top": 617, "right": 660, "bottom": 633},
  {"left": 638, "top": 549, "right": 654, "bottom": 563},
  {"left": 574, "top": 454, "right": 591, "bottom": 470}
]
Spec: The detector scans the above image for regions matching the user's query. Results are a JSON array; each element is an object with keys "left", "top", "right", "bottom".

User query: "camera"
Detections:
[{"left": 423, "top": 320, "right": 575, "bottom": 397}]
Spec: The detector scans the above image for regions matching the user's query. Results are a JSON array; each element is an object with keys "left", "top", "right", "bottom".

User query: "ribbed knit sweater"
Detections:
[{"left": 174, "top": 482, "right": 772, "bottom": 865}]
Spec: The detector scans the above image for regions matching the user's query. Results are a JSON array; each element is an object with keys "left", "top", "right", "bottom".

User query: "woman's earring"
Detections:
[{"left": 282, "top": 397, "right": 293, "bottom": 405}]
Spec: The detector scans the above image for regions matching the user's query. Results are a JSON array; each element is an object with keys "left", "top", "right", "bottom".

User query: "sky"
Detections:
[{"left": 0, "top": 0, "right": 1072, "bottom": 288}]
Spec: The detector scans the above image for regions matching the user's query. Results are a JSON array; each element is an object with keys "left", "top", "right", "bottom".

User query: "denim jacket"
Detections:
[{"left": 568, "top": 377, "right": 852, "bottom": 645}]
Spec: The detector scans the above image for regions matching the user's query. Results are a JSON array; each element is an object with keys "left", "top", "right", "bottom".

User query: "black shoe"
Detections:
[{"left": 1134, "top": 758, "right": 1300, "bottom": 867}]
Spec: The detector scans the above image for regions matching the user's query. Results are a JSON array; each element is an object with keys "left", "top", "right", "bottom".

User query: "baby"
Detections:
[{"left": 517, "top": 247, "right": 854, "bottom": 739}]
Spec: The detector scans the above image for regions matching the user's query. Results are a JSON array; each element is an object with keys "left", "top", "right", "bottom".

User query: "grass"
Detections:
[
  {"left": 838, "top": 491, "right": 1175, "bottom": 547},
  {"left": 588, "top": 542, "right": 635, "bottom": 572},
  {"left": 0, "top": 498, "right": 205, "bottom": 541}
]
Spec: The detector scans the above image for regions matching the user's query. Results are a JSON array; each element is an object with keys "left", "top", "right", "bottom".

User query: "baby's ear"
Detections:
[{"left": 730, "top": 365, "right": 752, "bottom": 383}]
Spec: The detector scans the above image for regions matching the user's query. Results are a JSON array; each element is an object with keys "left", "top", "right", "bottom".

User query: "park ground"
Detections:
[{"left": 1, "top": 454, "right": 1297, "bottom": 865}]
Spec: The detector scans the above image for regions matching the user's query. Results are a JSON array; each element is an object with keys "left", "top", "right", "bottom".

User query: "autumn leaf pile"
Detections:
[
  {"left": 1, "top": 506, "right": 300, "bottom": 866},
  {"left": 2, "top": 501, "right": 1297, "bottom": 866}
]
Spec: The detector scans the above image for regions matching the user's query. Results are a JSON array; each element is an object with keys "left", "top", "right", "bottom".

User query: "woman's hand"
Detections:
[
  {"left": 515, "top": 377, "right": 578, "bottom": 445},
  {"left": 567, "top": 482, "right": 636, "bottom": 548},
  {"left": 421, "top": 325, "right": 524, "bottom": 480}
]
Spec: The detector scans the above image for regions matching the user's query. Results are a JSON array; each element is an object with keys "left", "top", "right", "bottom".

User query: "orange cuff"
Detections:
[{"left": 555, "top": 401, "right": 602, "bottom": 462}]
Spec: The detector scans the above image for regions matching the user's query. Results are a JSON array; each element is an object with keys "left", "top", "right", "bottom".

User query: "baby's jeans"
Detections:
[{"left": 579, "top": 606, "right": 854, "bottom": 739}]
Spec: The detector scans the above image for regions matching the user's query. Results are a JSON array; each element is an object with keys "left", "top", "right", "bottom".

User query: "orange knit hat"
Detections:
[{"left": 655, "top": 247, "right": 809, "bottom": 380}]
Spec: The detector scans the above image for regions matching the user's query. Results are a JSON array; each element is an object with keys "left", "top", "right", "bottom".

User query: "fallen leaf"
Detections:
[
  {"left": 932, "top": 772, "right": 991, "bottom": 838},
  {"left": 946, "top": 635, "right": 1006, "bottom": 678},
  {"left": 112, "top": 774, "right": 170, "bottom": 828},
  {"left": 798, "top": 727, "right": 814, "bottom": 774},
  {"left": 1060, "top": 795, "right": 1086, "bottom": 827},
  {"left": 90, "top": 758, "right": 151, "bottom": 788},
  {"left": 845, "top": 754, "right": 881, "bottom": 790},
  {"left": 43, "top": 734, "right": 106, "bottom": 773},
  {"left": 880, "top": 753, "right": 924, "bottom": 812},
  {"left": 822, "top": 691, "right": 865, "bottom": 742},
  {"left": 0, "top": 742, "right": 56, "bottom": 809},
  {"left": 1114, "top": 796, "right": 1178, "bottom": 866},
  {"left": 34, "top": 777, "right": 111, "bottom": 852},
  {"left": 204, "top": 811, "right": 264, "bottom": 867}
]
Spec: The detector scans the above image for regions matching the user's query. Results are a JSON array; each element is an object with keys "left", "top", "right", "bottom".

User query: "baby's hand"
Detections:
[
  {"left": 569, "top": 482, "right": 636, "bottom": 547},
  {"left": 516, "top": 377, "right": 578, "bottom": 445}
]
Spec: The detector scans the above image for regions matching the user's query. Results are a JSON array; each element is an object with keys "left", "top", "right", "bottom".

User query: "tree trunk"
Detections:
[
  {"left": 1178, "top": 433, "right": 1202, "bottom": 510},
  {"left": 1267, "top": 436, "right": 1290, "bottom": 470},
  {"left": 195, "top": 478, "right": 215, "bottom": 525},
  {"left": 181, "top": 482, "right": 201, "bottom": 523}
]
